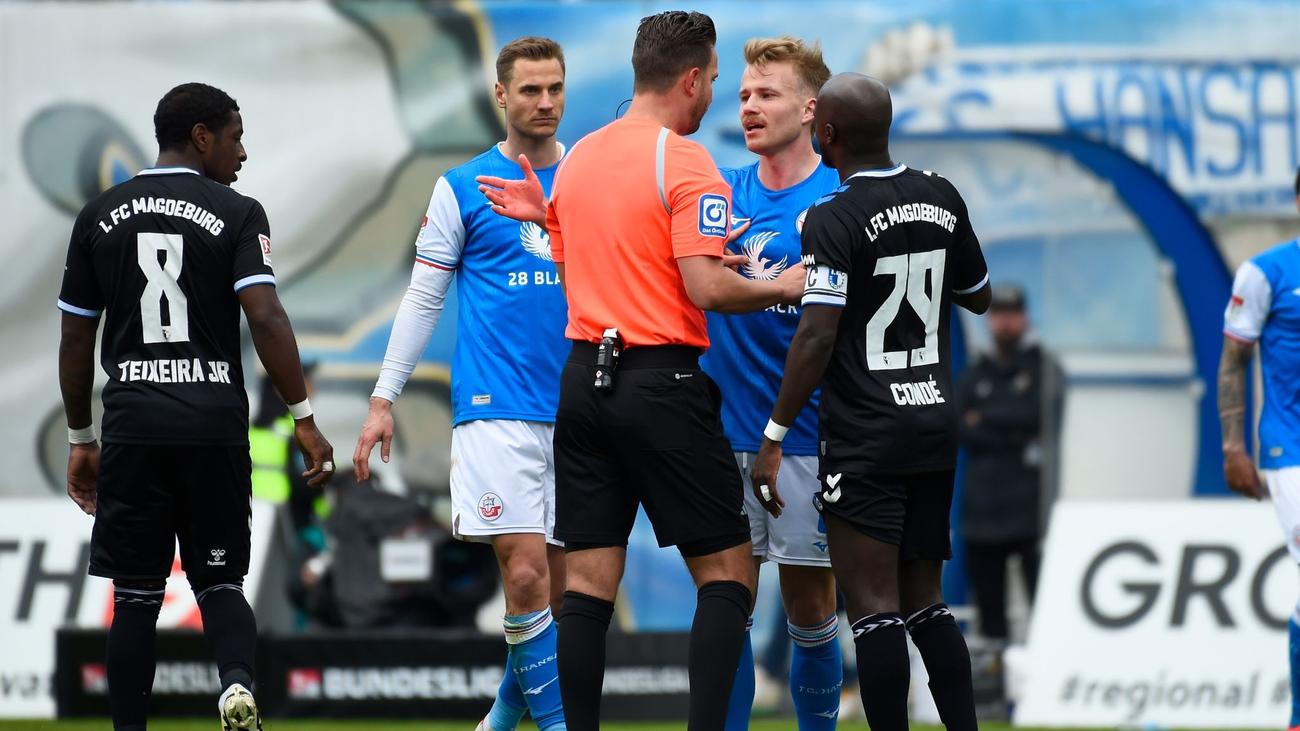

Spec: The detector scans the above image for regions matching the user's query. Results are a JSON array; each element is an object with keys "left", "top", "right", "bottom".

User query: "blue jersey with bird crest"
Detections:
[
  {"left": 702, "top": 161, "right": 841, "bottom": 455},
  {"left": 375, "top": 144, "right": 568, "bottom": 425}
]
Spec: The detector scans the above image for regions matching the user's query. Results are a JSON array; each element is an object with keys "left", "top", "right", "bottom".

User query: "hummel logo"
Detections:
[
  {"left": 207, "top": 549, "right": 227, "bottom": 567},
  {"left": 852, "top": 616, "right": 903, "bottom": 638},
  {"left": 524, "top": 676, "right": 559, "bottom": 696},
  {"left": 822, "top": 473, "right": 842, "bottom": 504}
]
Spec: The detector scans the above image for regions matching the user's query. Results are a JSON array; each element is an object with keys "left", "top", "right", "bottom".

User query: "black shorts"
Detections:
[
  {"left": 554, "top": 342, "right": 748, "bottom": 555},
  {"left": 818, "top": 469, "right": 955, "bottom": 561},
  {"left": 90, "top": 443, "right": 252, "bottom": 586}
]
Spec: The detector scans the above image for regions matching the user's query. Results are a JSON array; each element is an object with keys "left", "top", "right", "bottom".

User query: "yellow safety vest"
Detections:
[{"left": 249, "top": 415, "right": 293, "bottom": 504}]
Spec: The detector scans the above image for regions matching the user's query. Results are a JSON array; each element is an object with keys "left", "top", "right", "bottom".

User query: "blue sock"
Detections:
[
  {"left": 724, "top": 619, "right": 755, "bottom": 731},
  {"left": 485, "top": 660, "right": 526, "bottom": 731},
  {"left": 789, "top": 615, "right": 844, "bottom": 731},
  {"left": 1289, "top": 611, "right": 1300, "bottom": 728},
  {"left": 506, "top": 608, "right": 566, "bottom": 731}
]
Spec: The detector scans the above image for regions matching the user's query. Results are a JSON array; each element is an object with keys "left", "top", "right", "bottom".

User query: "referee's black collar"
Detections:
[{"left": 846, "top": 163, "right": 908, "bottom": 180}]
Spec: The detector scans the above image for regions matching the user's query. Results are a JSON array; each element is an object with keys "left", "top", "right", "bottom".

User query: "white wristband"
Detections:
[
  {"left": 68, "top": 425, "right": 97, "bottom": 444},
  {"left": 288, "top": 398, "right": 313, "bottom": 420},
  {"left": 763, "top": 419, "right": 789, "bottom": 443}
]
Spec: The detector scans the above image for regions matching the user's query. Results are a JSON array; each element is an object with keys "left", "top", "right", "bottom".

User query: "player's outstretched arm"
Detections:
[
  {"left": 476, "top": 153, "right": 547, "bottom": 227},
  {"left": 238, "top": 285, "right": 335, "bottom": 487},
  {"left": 1218, "top": 335, "right": 1262, "bottom": 499},
  {"left": 752, "top": 305, "right": 843, "bottom": 517},
  {"left": 59, "top": 313, "right": 101, "bottom": 515}
]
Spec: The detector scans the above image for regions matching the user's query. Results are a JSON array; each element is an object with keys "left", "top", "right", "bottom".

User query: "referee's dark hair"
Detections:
[
  {"left": 154, "top": 83, "right": 240, "bottom": 152},
  {"left": 632, "top": 10, "right": 716, "bottom": 93}
]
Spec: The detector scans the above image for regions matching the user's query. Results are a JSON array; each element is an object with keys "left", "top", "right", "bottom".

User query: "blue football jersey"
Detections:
[
  {"left": 702, "top": 162, "right": 842, "bottom": 455},
  {"left": 1224, "top": 239, "right": 1300, "bottom": 469},
  {"left": 375, "top": 144, "right": 567, "bottom": 425}
]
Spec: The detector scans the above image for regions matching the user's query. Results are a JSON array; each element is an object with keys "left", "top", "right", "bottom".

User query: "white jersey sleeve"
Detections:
[
  {"left": 1223, "top": 260, "right": 1272, "bottom": 343},
  {"left": 372, "top": 176, "right": 465, "bottom": 402}
]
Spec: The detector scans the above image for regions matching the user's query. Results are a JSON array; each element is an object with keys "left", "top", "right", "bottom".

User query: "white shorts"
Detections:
[
  {"left": 738, "top": 452, "right": 831, "bottom": 567},
  {"left": 1266, "top": 467, "right": 1300, "bottom": 562},
  {"left": 450, "top": 419, "right": 559, "bottom": 545}
]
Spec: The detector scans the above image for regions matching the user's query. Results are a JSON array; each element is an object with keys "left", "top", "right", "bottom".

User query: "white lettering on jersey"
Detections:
[
  {"left": 117, "top": 197, "right": 226, "bottom": 236},
  {"left": 117, "top": 359, "right": 227, "bottom": 384},
  {"left": 867, "top": 203, "right": 956, "bottom": 242},
  {"left": 889, "top": 377, "right": 947, "bottom": 406}
]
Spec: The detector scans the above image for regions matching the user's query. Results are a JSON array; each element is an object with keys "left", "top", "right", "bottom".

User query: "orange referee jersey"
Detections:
[{"left": 547, "top": 116, "right": 730, "bottom": 348}]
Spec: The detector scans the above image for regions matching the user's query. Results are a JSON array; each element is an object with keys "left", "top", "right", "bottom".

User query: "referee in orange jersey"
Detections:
[{"left": 480, "top": 11, "right": 805, "bottom": 730}]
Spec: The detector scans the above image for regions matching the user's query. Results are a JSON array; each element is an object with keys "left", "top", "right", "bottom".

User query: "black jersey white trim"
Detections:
[
  {"left": 233, "top": 274, "right": 276, "bottom": 292},
  {"left": 57, "top": 299, "right": 101, "bottom": 318},
  {"left": 847, "top": 163, "right": 908, "bottom": 180},
  {"left": 136, "top": 167, "right": 201, "bottom": 177},
  {"left": 952, "top": 272, "right": 989, "bottom": 295}
]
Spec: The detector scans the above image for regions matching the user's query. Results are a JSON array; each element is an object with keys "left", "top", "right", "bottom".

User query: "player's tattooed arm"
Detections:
[{"left": 1218, "top": 336, "right": 1261, "bottom": 499}]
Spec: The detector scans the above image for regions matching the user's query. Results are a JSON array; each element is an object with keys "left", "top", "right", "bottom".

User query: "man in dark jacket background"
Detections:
[{"left": 957, "top": 284, "right": 1065, "bottom": 642}]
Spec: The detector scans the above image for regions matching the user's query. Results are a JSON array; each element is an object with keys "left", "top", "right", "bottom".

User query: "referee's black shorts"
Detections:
[
  {"left": 554, "top": 341, "right": 749, "bottom": 557},
  {"left": 89, "top": 443, "right": 252, "bottom": 587}
]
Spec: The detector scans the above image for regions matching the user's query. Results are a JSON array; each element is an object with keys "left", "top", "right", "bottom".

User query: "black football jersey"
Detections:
[
  {"left": 799, "top": 164, "right": 988, "bottom": 474},
  {"left": 58, "top": 167, "right": 276, "bottom": 445}
]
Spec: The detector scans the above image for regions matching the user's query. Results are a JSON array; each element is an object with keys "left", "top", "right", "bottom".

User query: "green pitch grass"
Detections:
[
  {"left": 3, "top": 718, "right": 1259, "bottom": 731},
  {"left": 0, "top": 717, "right": 1034, "bottom": 723}
]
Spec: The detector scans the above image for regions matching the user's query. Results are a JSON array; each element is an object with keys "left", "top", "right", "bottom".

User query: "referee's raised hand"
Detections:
[
  {"left": 476, "top": 153, "right": 547, "bottom": 227},
  {"left": 294, "top": 417, "right": 335, "bottom": 487}
]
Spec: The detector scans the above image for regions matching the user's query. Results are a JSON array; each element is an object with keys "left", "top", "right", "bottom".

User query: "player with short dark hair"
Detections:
[
  {"left": 631, "top": 10, "right": 719, "bottom": 94},
  {"left": 480, "top": 11, "right": 806, "bottom": 731},
  {"left": 59, "top": 82, "right": 334, "bottom": 731},
  {"left": 353, "top": 36, "right": 569, "bottom": 731},
  {"left": 752, "top": 72, "right": 991, "bottom": 731}
]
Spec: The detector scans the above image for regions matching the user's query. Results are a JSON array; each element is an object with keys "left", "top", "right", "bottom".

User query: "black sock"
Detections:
[
  {"left": 108, "top": 584, "right": 164, "bottom": 730},
  {"left": 688, "top": 581, "right": 751, "bottom": 731},
  {"left": 907, "top": 603, "right": 976, "bottom": 731},
  {"left": 557, "top": 591, "right": 614, "bottom": 731},
  {"left": 196, "top": 583, "right": 257, "bottom": 693},
  {"left": 851, "top": 612, "right": 910, "bottom": 731}
]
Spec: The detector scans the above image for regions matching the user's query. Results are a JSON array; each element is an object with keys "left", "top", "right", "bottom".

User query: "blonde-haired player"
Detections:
[{"left": 700, "top": 36, "right": 844, "bottom": 730}]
